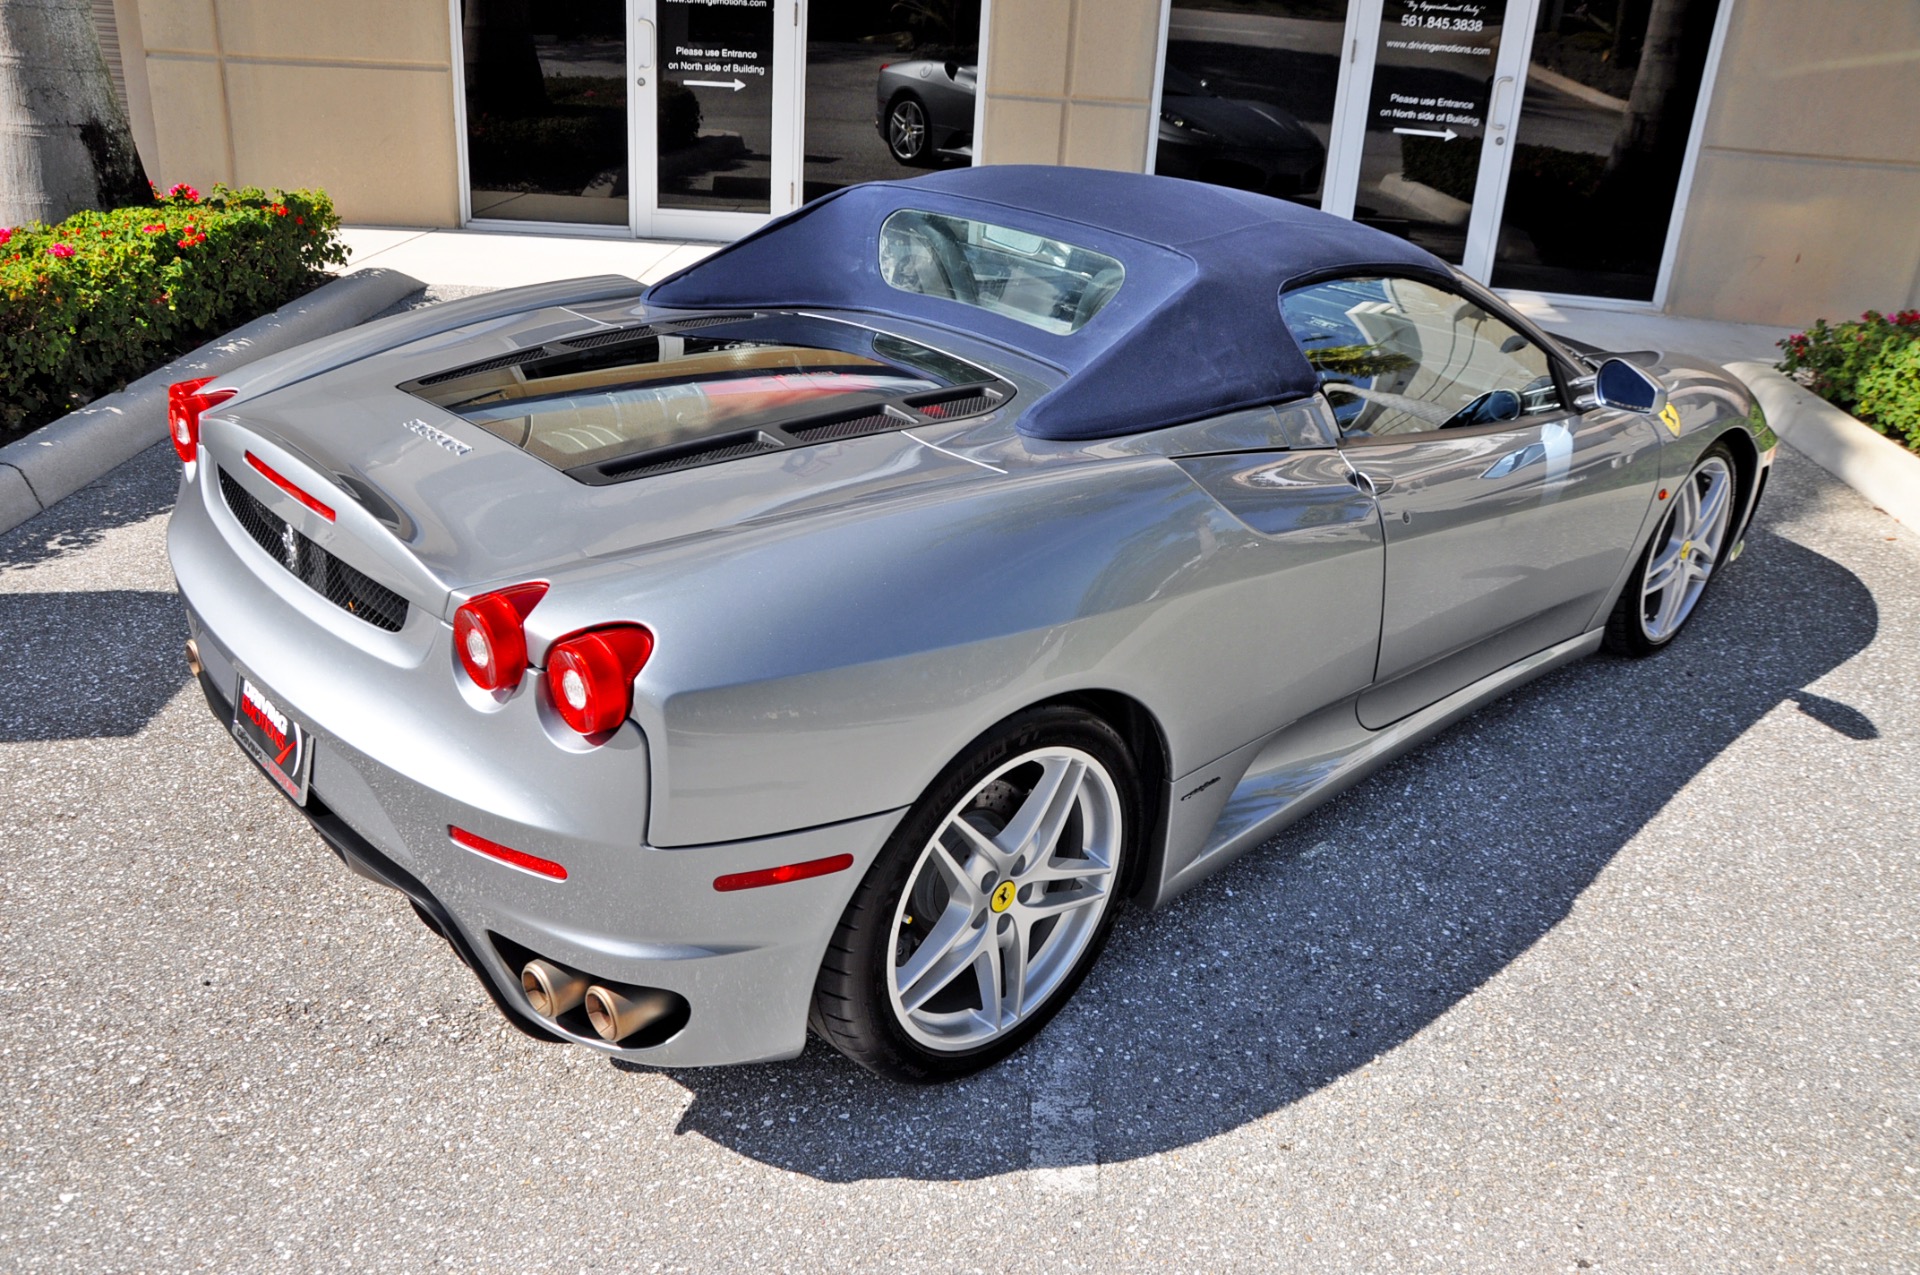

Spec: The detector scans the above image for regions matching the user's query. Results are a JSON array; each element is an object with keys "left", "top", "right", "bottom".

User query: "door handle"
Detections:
[
  {"left": 636, "top": 18, "right": 655, "bottom": 70},
  {"left": 1490, "top": 75, "right": 1515, "bottom": 131},
  {"left": 1347, "top": 469, "right": 1393, "bottom": 497}
]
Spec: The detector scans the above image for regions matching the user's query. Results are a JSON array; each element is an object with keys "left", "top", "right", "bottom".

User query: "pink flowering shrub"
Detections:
[
  {"left": 0, "top": 184, "right": 346, "bottom": 435},
  {"left": 1778, "top": 310, "right": 1920, "bottom": 453}
]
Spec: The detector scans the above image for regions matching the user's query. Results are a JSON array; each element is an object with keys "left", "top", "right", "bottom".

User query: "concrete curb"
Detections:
[
  {"left": 1728, "top": 361, "right": 1920, "bottom": 532},
  {"left": 0, "top": 267, "right": 424, "bottom": 538}
]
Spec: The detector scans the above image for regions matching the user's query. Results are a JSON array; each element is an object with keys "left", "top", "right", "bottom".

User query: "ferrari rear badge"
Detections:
[{"left": 401, "top": 418, "right": 473, "bottom": 457}]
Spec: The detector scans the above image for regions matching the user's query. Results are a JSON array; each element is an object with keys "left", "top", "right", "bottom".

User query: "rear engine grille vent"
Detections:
[
  {"left": 785, "top": 410, "right": 903, "bottom": 444},
  {"left": 587, "top": 430, "right": 782, "bottom": 483},
  {"left": 414, "top": 349, "right": 548, "bottom": 386},
  {"left": 218, "top": 468, "right": 409, "bottom": 632},
  {"left": 562, "top": 325, "right": 656, "bottom": 351},
  {"left": 660, "top": 313, "right": 752, "bottom": 332}
]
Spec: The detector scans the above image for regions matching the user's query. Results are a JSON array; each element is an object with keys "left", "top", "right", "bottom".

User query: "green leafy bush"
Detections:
[
  {"left": 0, "top": 184, "right": 346, "bottom": 437},
  {"left": 1855, "top": 339, "right": 1920, "bottom": 451},
  {"left": 1777, "top": 310, "right": 1920, "bottom": 453}
]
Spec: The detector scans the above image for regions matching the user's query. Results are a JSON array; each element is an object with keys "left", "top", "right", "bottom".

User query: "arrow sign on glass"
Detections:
[
  {"left": 1393, "top": 127, "right": 1459, "bottom": 141},
  {"left": 684, "top": 78, "right": 747, "bottom": 92}
]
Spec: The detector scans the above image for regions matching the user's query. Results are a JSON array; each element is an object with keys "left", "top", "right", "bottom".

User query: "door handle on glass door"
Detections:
[
  {"left": 1490, "top": 76, "right": 1516, "bottom": 130},
  {"left": 637, "top": 18, "right": 655, "bottom": 69}
]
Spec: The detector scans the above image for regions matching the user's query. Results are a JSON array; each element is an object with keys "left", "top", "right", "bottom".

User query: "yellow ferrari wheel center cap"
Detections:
[
  {"left": 1681, "top": 539, "right": 1693, "bottom": 561},
  {"left": 990, "top": 880, "right": 1017, "bottom": 913}
]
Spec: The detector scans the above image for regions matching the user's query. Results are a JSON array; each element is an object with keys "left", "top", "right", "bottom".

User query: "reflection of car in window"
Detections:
[
  {"left": 875, "top": 63, "right": 1326, "bottom": 198},
  {"left": 1153, "top": 66, "right": 1326, "bottom": 197},
  {"left": 875, "top": 60, "right": 979, "bottom": 166}
]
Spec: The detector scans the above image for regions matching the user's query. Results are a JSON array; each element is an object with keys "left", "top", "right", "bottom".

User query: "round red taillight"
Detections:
[
  {"left": 545, "top": 625, "right": 654, "bottom": 736},
  {"left": 452, "top": 583, "right": 548, "bottom": 691}
]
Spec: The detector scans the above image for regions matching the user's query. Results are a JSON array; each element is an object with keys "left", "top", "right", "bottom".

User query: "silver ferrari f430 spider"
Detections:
[{"left": 168, "top": 166, "right": 1775, "bottom": 1080}]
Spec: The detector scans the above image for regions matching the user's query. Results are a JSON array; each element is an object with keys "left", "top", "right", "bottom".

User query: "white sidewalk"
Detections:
[
  {"left": 339, "top": 224, "right": 1793, "bottom": 368},
  {"left": 339, "top": 226, "right": 718, "bottom": 290}
]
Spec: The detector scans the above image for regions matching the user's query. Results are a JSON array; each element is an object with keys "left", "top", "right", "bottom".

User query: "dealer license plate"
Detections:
[{"left": 232, "top": 675, "right": 313, "bottom": 804}]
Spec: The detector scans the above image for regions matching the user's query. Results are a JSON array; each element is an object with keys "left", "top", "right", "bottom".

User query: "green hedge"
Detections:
[
  {"left": 1778, "top": 310, "right": 1920, "bottom": 453},
  {"left": 0, "top": 184, "right": 347, "bottom": 437}
]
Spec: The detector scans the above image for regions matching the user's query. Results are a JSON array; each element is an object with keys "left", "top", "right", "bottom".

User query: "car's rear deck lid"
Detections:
[{"left": 397, "top": 313, "right": 1012, "bottom": 486}]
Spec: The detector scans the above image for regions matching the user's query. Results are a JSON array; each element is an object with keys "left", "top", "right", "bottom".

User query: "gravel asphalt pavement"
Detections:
[{"left": 0, "top": 433, "right": 1914, "bottom": 1272}]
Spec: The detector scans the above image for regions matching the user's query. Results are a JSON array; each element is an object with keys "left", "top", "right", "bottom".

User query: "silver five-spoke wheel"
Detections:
[
  {"left": 813, "top": 706, "right": 1138, "bottom": 1081},
  {"left": 1640, "top": 453, "right": 1733, "bottom": 643},
  {"left": 888, "top": 97, "right": 929, "bottom": 164},
  {"left": 887, "top": 747, "right": 1122, "bottom": 1051}
]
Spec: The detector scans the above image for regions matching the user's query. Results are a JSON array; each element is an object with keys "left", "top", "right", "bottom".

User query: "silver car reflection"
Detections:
[{"left": 167, "top": 169, "right": 1774, "bottom": 1082}]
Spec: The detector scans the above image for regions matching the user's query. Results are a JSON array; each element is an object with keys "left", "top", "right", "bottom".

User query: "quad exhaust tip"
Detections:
[
  {"left": 584, "top": 984, "right": 678, "bottom": 1043},
  {"left": 521, "top": 959, "right": 589, "bottom": 1019}
]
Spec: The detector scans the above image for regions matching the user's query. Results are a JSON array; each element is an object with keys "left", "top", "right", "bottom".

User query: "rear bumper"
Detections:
[
  {"left": 171, "top": 472, "right": 905, "bottom": 1067},
  {"left": 186, "top": 628, "right": 903, "bottom": 1066}
]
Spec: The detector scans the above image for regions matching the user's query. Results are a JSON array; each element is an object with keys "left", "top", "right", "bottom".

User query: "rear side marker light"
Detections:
[
  {"left": 454, "top": 582, "right": 549, "bottom": 691},
  {"left": 713, "top": 853, "right": 856, "bottom": 892},
  {"left": 168, "top": 377, "right": 236, "bottom": 465},
  {"left": 546, "top": 625, "right": 654, "bottom": 736},
  {"left": 449, "top": 825, "right": 568, "bottom": 881},
  {"left": 244, "top": 451, "right": 336, "bottom": 522}
]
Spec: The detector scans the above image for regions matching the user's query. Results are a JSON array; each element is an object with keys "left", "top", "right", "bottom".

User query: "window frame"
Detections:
[{"left": 1277, "top": 267, "right": 1584, "bottom": 448}]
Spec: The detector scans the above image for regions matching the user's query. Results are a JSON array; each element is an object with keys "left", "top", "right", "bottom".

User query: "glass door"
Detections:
[
  {"left": 460, "top": 0, "right": 634, "bottom": 228},
  {"left": 1327, "top": 0, "right": 1537, "bottom": 273},
  {"left": 1152, "top": 1, "right": 1363, "bottom": 211},
  {"left": 633, "top": 0, "right": 802, "bottom": 241},
  {"left": 459, "top": 0, "right": 803, "bottom": 239}
]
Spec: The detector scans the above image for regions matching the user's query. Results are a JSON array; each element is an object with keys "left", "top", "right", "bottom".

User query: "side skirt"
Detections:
[{"left": 1145, "top": 626, "right": 1606, "bottom": 908}]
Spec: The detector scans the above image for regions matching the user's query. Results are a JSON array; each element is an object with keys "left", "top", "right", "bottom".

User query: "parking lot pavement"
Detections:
[{"left": 0, "top": 438, "right": 1913, "bottom": 1273}]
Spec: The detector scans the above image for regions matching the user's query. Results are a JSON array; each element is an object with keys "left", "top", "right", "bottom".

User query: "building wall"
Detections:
[
  {"left": 134, "top": 0, "right": 461, "bottom": 226},
  {"left": 975, "top": 0, "right": 1163, "bottom": 172},
  {"left": 1665, "top": 0, "right": 1920, "bottom": 324}
]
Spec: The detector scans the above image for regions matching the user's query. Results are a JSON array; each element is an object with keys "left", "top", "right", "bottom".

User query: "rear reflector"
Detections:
[
  {"left": 245, "top": 451, "right": 336, "bottom": 523},
  {"left": 449, "top": 825, "right": 568, "bottom": 881},
  {"left": 712, "top": 853, "right": 855, "bottom": 893}
]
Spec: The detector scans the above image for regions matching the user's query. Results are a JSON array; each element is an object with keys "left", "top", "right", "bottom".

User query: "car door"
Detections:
[{"left": 1279, "top": 274, "right": 1663, "bottom": 730}]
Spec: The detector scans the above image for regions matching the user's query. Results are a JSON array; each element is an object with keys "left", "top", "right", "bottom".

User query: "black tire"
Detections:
[
  {"left": 811, "top": 706, "right": 1141, "bottom": 1083},
  {"left": 885, "top": 93, "right": 934, "bottom": 166},
  {"left": 1604, "top": 441, "right": 1739, "bottom": 657}
]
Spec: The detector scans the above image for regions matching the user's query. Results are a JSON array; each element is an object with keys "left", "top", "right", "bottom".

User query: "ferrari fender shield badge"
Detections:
[{"left": 1660, "top": 403, "right": 1682, "bottom": 436}]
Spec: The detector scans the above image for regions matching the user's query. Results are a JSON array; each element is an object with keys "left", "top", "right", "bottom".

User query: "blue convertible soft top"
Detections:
[{"left": 645, "top": 166, "right": 1448, "bottom": 442}]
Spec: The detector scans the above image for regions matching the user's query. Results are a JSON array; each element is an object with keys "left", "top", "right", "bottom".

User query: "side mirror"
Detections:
[{"left": 1593, "top": 357, "right": 1669, "bottom": 416}]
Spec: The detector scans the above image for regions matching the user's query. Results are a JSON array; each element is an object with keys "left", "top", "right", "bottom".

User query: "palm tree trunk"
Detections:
[
  {"left": 1606, "top": 0, "right": 1690, "bottom": 178},
  {"left": 0, "top": 0, "right": 150, "bottom": 226}
]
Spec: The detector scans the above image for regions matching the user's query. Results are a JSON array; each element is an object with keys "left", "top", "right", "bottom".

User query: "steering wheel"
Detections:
[{"left": 1440, "top": 387, "right": 1524, "bottom": 430}]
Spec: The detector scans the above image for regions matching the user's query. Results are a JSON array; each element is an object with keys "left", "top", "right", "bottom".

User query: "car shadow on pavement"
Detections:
[
  {"left": 636, "top": 522, "right": 1879, "bottom": 1182},
  {"left": 0, "top": 589, "right": 190, "bottom": 741}
]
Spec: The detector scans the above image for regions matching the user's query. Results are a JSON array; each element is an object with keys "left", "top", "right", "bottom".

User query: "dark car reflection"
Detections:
[
  {"left": 876, "top": 61, "right": 1323, "bottom": 198},
  {"left": 1154, "top": 66, "right": 1324, "bottom": 196}
]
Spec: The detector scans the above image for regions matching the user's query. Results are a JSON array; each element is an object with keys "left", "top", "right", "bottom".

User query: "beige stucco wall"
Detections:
[
  {"left": 135, "top": 0, "right": 461, "bottom": 226},
  {"left": 1665, "top": 1, "right": 1920, "bottom": 324},
  {"left": 976, "top": 0, "right": 1163, "bottom": 171}
]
